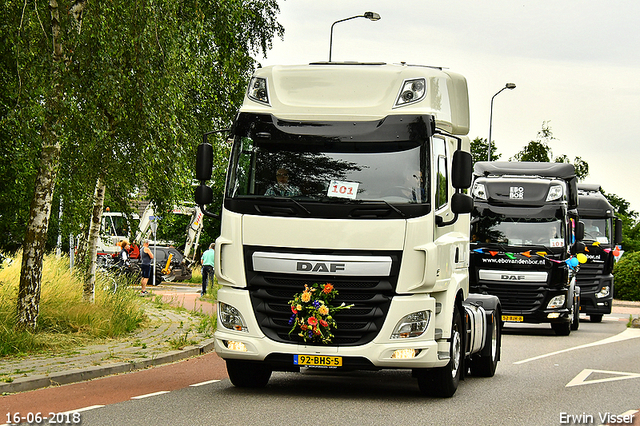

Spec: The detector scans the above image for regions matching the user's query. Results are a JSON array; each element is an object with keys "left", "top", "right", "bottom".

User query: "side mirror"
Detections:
[
  {"left": 195, "top": 184, "right": 213, "bottom": 206},
  {"left": 615, "top": 218, "right": 623, "bottom": 245},
  {"left": 196, "top": 143, "right": 213, "bottom": 181},
  {"left": 575, "top": 220, "right": 585, "bottom": 241},
  {"left": 451, "top": 193, "right": 473, "bottom": 214},
  {"left": 452, "top": 151, "right": 472, "bottom": 189}
]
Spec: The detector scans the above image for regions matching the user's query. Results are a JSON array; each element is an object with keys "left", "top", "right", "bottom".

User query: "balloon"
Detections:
[
  {"left": 576, "top": 253, "right": 588, "bottom": 264},
  {"left": 568, "top": 257, "right": 579, "bottom": 268},
  {"left": 613, "top": 247, "right": 620, "bottom": 257}
]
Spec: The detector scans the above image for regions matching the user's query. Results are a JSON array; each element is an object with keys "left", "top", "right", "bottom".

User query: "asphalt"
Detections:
[{"left": 1, "top": 288, "right": 639, "bottom": 395}]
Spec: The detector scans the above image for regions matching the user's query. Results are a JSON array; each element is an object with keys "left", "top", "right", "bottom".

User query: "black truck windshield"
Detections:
[
  {"left": 582, "top": 218, "right": 611, "bottom": 243},
  {"left": 472, "top": 216, "right": 565, "bottom": 248}
]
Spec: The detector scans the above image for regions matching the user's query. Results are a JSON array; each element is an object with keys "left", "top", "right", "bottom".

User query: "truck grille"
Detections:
[
  {"left": 576, "top": 262, "right": 606, "bottom": 292},
  {"left": 244, "top": 247, "right": 401, "bottom": 346},
  {"left": 472, "top": 283, "right": 546, "bottom": 312}
]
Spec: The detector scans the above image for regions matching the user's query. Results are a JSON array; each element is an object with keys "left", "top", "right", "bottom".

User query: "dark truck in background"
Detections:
[
  {"left": 469, "top": 162, "right": 583, "bottom": 336},
  {"left": 576, "top": 184, "right": 622, "bottom": 322}
]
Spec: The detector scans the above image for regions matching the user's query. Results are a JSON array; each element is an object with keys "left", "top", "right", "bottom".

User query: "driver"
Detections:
[{"left": 265, "top": 168, "right": 302, "bottom": 197}]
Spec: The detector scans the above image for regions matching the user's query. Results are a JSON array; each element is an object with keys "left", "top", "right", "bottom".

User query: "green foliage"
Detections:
[
  {"left": 510, "top": 121, "right": 589, "bottom": 180},
  {"left": 470, "top": 137, "right": 501, "bottom": 164},
  {"left": 613, "top": 251, "right": 640, "bottom": 301},
  {"left": 0, "top": 0, "right": 284, "bottom": 255}
]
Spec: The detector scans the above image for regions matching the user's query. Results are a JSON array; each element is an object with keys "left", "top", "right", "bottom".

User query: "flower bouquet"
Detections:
[{"left": 288, "top": 283, "right": 353, "bottom": 344}]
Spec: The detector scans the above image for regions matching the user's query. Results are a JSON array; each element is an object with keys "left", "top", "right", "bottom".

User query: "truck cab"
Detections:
[
  {"left": 576, "top": 184, "right": 622, "bottom": 322},
  {"left": 196, "top": 63, "right": 501, "bottom": 397},
  {"left": 469, "top": 162, "right": 581, "bottom": 336}
]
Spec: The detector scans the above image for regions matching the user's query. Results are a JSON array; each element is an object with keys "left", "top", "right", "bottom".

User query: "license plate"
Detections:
[
  {"left": 502, "top": 315, "right": 524, "bottom": 322},
  {"left": 294, "top": 354, "right": 342, "bottom": 367}
]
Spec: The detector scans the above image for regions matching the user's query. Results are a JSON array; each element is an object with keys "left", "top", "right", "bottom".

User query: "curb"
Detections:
[{"left": 0, "top": 338, "right": 216, "bottom": 395}]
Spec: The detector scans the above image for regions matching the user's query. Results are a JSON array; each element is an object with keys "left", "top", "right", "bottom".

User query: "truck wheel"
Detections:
[
  {"left": 570, "top": 296, "right": 580, "bottom": 331},
  {"left": 416, "top": 304, "right": 463, "bottom": 397},
  {"left": 590, "top": 314, "right": 603, "bottom": 323},
  {"left": 226, "top": 359, "right": 272, "bottom": 388},
  {"left": 551, "top": 321, "right": 571, "bottom": 336},
  {"left": 469, "top": 310, "right": 501, "bottom": 377}
]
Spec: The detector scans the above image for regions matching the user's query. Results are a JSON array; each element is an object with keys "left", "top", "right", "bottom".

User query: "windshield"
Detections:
[
  {"left": 471, "top": 216, "right": 565, "bottom": 248},
  {"left": 582, "top": 218, "right": 611, "bottom": 243},
  {"left": 226, "top": 137, "right": 429, "bottom": 204}
]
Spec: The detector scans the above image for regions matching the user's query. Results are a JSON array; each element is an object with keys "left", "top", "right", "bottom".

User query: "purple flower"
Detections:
[
  {"left": 288, "top": 314, "right": 296, "bottom": 325},
  {"left": 313, "top": 300, "right": 321, "bottom": 308}
]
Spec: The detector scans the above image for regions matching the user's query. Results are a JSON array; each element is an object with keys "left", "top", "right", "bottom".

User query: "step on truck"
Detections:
[
  {"left": 469, "top": 162, "right": 583, "bottom": 336},
  {"left": 576, "top": 184, "right": 622, "bottom": 322},
  {"left": 195, "top": 62, "right": 502, "bottom": 397}
]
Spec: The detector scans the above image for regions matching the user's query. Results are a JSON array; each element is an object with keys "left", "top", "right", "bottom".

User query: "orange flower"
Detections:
[
  {"left": 308, "top": 317, "right": 318, "bottom": 326},
  {"left": 319, "top": 319, "right": 329, "bottom": 327},
  {"left": 318, "top": 305, "right": 329, "bottom": 316},
  {"left": 301, "top": 291, "right": 311, "bottom": 302},
  {"left": 291, "top": 305, "right": 298, "bottom": 314},
  {"left": 322, "top": 283, "right": 334, "bottom": 294}
]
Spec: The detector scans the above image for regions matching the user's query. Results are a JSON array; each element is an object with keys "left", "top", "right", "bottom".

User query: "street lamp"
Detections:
[
  {"left": 329, "top": 12, "right": 381, "bottom": 62},
  {"left": 487, "top": 82, "right": 516, "bottom": 161}
]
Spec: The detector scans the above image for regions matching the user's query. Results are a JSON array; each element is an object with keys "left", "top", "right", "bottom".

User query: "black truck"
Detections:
[
  {"left": 469, "top": 162, "right": 583, "bottom": 336},
  {"left": 576, "top": 184, "right": 622, "bottom": 322}
]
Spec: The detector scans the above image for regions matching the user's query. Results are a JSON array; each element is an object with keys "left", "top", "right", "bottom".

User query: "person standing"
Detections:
[
  {"left": 139, "top": 239, "right": 154, "bottom": 295},
  {"left": 200, "top": 243, "right": 215, "bottom": 296}
]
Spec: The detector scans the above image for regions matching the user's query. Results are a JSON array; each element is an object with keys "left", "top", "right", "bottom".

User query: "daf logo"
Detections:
[
  {"left": 297, "top": 262, "right": 346, "bottom": 273},
  {"left": 501, "top": 274, "right": 526, "bottom": 281}
]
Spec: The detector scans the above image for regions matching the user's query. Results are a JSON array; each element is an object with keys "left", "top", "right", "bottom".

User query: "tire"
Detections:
[
  {"left": 551, "top": 321, "right": 571, "bottom": 336},
  {"left": 469, "top": 310, "right": 501, "bottom": 377},
  {"left": 416, "top": 304, "right": 463, "bottom": 397},
  {"left": 570, "top": 295, "right": 580, "bottom": 331},
  {"left": 226, "top": 359, "right": 272, "bottom": 388},
  {"left": 590, "top": 314, "right": 603, "bottom": 323}
]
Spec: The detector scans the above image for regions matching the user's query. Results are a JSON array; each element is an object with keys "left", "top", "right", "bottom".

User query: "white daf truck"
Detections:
[{"left": 195, "top": 62, "right": 502, "bottom": 397}]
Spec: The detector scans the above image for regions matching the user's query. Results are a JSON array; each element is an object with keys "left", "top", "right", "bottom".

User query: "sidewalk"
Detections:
[
  {"left": 0, "top": 283, "right": 215, "bottom": 395},
  {"left": 1, "top": 292, "right": 638, "bottom": 395}
]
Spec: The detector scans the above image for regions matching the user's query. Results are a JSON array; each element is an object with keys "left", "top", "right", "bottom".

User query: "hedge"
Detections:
[{"left": 613, "top": 251, "right": 640, "bottom": 301}]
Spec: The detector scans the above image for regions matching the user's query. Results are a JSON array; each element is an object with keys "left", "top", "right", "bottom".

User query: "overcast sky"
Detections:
[{"left": 256, "top": 1, "right": 640, "bottom": 213}]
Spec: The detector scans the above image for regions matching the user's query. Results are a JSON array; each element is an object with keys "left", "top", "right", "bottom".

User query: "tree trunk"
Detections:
[
  {"left": 84, "top": 177, "right": 106, "bottom": 302},
  {"left": 16, "top": 139, "right": 61, "bottom": 331},
  {"left": 15, "top": 0, "right": 72, "bottom": 331}
]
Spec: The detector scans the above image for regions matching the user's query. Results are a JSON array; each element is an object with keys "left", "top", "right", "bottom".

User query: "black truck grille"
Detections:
[
  {"left": 576, "top": 262, "right": 606, "bottom": 292},
  {"left": 473, "top": 283, "right": 546, "bottom": 312},
  {"left": 244, "top": 247, "right": 401, "bottom": 346}
]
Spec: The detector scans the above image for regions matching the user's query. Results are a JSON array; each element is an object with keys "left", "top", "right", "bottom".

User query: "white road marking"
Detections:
[
  {"left": 190, "top": 379, "right": 221, "bottom": 387},
  {"left": 131, "top": 391, "right": 170, "bottom": 399},
  {"left": 514, "top": 327, "right": 640, "bottom": 365},
  {"left": 566, "top": 369, "right": 640, "bottom": 387}
]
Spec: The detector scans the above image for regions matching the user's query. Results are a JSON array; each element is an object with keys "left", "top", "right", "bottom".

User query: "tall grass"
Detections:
[{"left": 0, "top": 253, "right": 146, "bottom": 357}]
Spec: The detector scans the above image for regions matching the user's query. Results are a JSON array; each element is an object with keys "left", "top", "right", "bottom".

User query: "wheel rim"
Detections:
[
  {"left": 451, "top": 324, "right": 461, "bottom": 378},
  {"left": 491, "top": 315, "right": 498, "bottom": 359}
]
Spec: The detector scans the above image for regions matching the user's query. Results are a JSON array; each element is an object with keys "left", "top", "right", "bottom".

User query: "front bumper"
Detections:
[{"left": 214, "top": 287, "right": 449, "bottom": 370}]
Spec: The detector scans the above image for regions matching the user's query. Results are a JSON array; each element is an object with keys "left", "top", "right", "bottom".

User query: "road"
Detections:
[{"left": 3, "top": 313, "right": 639, "bottom": 426}]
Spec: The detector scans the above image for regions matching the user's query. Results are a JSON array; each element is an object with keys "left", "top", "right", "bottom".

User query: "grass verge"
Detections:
[{"left": 0, "top": 253, "right": 146, "bottom": 357}]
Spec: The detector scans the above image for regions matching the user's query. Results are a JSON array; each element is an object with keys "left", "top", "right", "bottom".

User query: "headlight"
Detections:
[
  {"left": 547, "top": 295, "right": 566, "bottom": 309},
  {"left": 546, "top": 184, "right": 564, "bottom": 202},
  {"left": 394, "top": 78, "right": 426, "bottom": 107},
  {"left": 247, "top": 77, "right": 269, "bottom": 105},
  {"left": 596, "top": 286, "right": 610, "bottom": 298},
  {"left": 219, "top": 302, "right": 249, "bottom": 332},
  {"left": 472, "top": 182, "right": 487, "bottom": 200},
  {"left": 390, "top": 311, "right": 430, "bottom": 339}
]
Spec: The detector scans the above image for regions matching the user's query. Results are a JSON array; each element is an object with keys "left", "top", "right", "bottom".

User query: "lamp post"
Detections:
[
  {"left": 329, "top": 12, "right": 381, "bottom": 62},
  {"left": 487, "top": 83, "right": 516, "bottom": 161}
]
